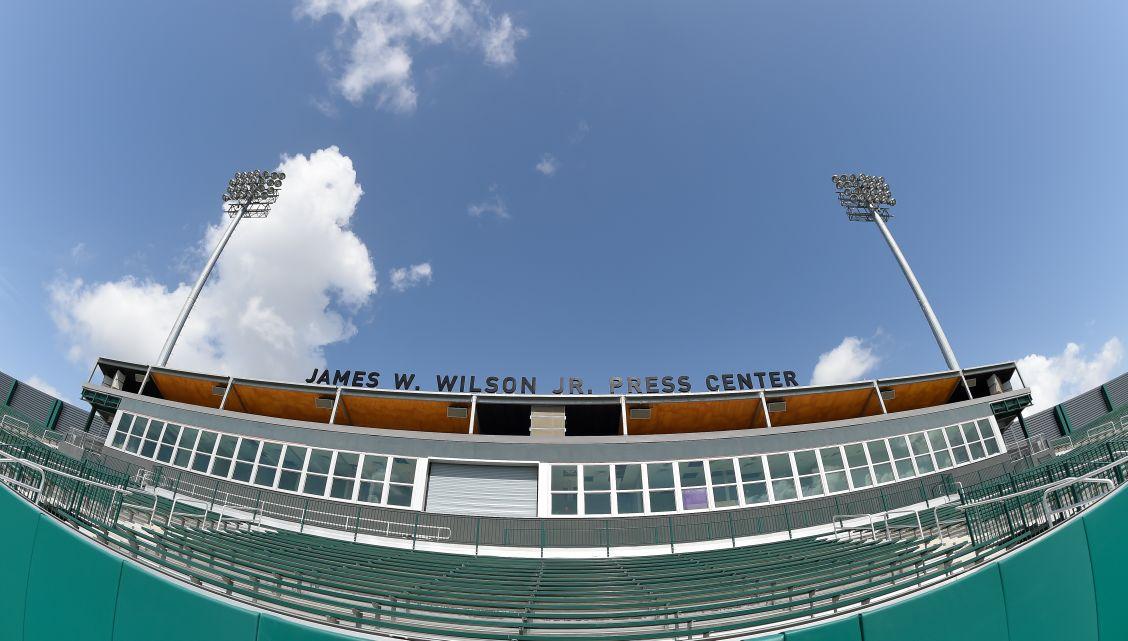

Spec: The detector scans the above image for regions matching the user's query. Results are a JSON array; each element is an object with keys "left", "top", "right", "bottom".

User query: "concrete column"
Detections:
[{"left": 530, "top": 406, "right": 566, "bottom": 438}]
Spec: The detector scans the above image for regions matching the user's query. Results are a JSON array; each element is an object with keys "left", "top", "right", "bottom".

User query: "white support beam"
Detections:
[
  {"left": 328, "top": 386, "right": 343, "bottom": 424},
  {"left": 760, "top": 391, "right": 772, "bottom": 428},
  {"left": 620, "top": 396, "right": 629, "bottom": 436},
  {"left": 468, "top": 395, "right": 478, "bottom": 434},
  {"left": 218, "top": 376, "right": 234, "bottom": 410},
  {"left": 873, "top": 380, "right": 888, "bottom": 414}
]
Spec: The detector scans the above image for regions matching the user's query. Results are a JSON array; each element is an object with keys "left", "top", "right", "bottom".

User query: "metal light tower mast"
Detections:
[
  {"left": 832, "top": 173, "right": 961, "bottom": 371},
  {"left": 155, "top": 170, "right": 286, "bottom": 367}
]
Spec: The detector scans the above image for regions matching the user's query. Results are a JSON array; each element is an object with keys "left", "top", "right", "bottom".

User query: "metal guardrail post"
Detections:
[
  {"left": 784, "top": 508, "right": 792, "bottom": 539},
  {"left": 540, "top": 521, "right": 546, "bottom": 556},
  {"left": 727, "top": 510, "right": 736, "bottom": 547},
  {"left": 355, "top": 504, "right": 364, "bottom": 542},
  {"left": 474, "top": 518, "right": 481, "bottom": 555},
  {"left": 410, "top": 512, "right": 420, "bottom": 549},
  {"left": 299, "top": 499, "right": 308, "bottom": 533},
  {"left": 667, "top": 517, "right": 675, "bottom": 553}
]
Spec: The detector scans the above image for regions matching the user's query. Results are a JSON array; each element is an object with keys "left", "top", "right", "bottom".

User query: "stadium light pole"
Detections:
[
  {"left": 155, "top": 170, "right": 286, "bottom": 367},
  {"left": 832, "top": 174, "right": 961, "bottom": 371}
]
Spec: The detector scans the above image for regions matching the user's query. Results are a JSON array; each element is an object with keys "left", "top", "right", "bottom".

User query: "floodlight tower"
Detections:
[
  {"left": 831, "top": 174, "right": 960, "bottom": 371},
  {"left": 155, "top": 170, "right": 286, "bottom": 367}
]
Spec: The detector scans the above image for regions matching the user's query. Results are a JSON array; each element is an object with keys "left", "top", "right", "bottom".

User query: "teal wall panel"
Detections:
[
  {"left": 0, "top": 486, "right": 39, "bottom": 641},
  {"left": 784, "top": 615, "right": 861, "bottom": 641},
  {"left": 23, "top": 515, "right": 123, "bottom": 641},
  {"left": 861, "top": 563, "right": 1009, "bottom": 641},
  {"left": 256, "top": 614, "right": 365, "bottom": 641},
  {"left": 112, "top": 563, "right": 260, "bottom": 641},
  {"left": 999, "top": 518, "right": 1098, "bottom": 641},
  {"left": 1081, "top": 487, "right": 1128, "bottom": 641}
]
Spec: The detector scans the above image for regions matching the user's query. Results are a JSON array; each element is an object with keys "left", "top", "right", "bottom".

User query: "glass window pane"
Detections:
[
  {"left": 678, "top": 461, "right": 707, "bottom": 487},
  {"left": 976, "top": 419, "right": 995, "bottom": 441},
  {"left": 968, "top": 441, "right": 986, "bottom": 459},
  {"left": 126, "top": 434, "right": 142, "bottom": 453},
  {"left": 895, "top": 458, "right": 916, "bottom": 479},
  {"left": 307, "top": 449, "right": 332, "bottom": 474},
  {"left": 844, "top": 444, "right": 868, "bottom": 468},
  {"left": 278, "top": 470, "right": 301, "bottom": 491},
  {"left": 210, "top": 457, "right": 232, "bottom": 477},
  {"left": 799, "top": 475, "right": 824, "bottom": 497},
  {"left": 709, "top": 459, "right": 737, "bottom": 485},
  {"left": 196, "top": 431, "right": 217, "bottom": 454},
  {"left": 116, "top": 413, "right": 135, "bottom": 434},
  {"left": 794, "top": 450, "right": 819, "bottom": 476},
  {"left": 889, "top": 436, "right": 911, "bottom": 459},
  {"left": 933, "top": 449, "right": 953, "bottom": 469},
  {"left": 177, "top": 427, "right": 198, "bottom": 448},
  {"left": 647, "top": 463, "right": 674, "bottom": 489},
  {"left": 767, "top": 454, "right": 794, "bottom": 480},
  {"left": 302, "top": 474, "right": 327, "bottom": 496},
  {"left": 140, "top": 440, "right": 157, "bottom": 458},
  {"left": 330, "top": 478, "right": 354, "bottom": 499},
  {"left": 258, "top": 442, "right": 282, "bottom": 467},
  {"left": 681, "top": 487, "right": 709, "bottom": 510},
  {"left": 649, "top": 490, "right": 676, "bottom": 512},
  {"left": 111, "top": 429, "right": 128, "bottom": 449},
  {"left": 926, "top": 429, "right": 948, "bottom": 452},
  {"left": 389, "top": 458, "right": 416, "bottom": 484},
  {"left": 584, "top": 493, "right": 611, "bottom": 515},
  {"left": 961, "top": 423, "right": 979, "bottom": 443},
  {"left": 983, "top": 435, "right": 1000, "bottom": 455},
  {"left": 191, "top": 453, "right": 211, "bottom": 473},
  {"left": 825, "top": 470, "right": 849, "bottom": 493},
  {"left": 819, "top": 447, "right": 845, "bottom": 471},
  {"left": 161, "top": 425, "right": 180, "bottom": 445},
  {"left": 552, "top": 493, "right": 577, "bottom": 515},
  {"left": 908, "top": 433, "right": 930, "bottom": 456},
  {"left": 952, "top": 445, "right": 970, "bottom": 464},
  {"left": 232, "top": 461, "right": 253, "bottom": 482},
  {"left": 357, "top": 481, "right": 383, "bottom": 503},
  {"left": 739, "top": 456, "right": 765, "bottom": 482},
  {"left": 771, "top": 479, "right": 797, "bottom": 501},
  {"left": 584, "top": 465, "right": 610, "bottom": 491},
  {"left": 866, "top": 440, "right": 891, "bottom": 463},
  {"left": 552, "top": 465, "right": 578, "bottom": 492},
  {"left": 145, "top": 421, "right": 164, "bottom": 439},
  {"left": 616, "top": 492, "right": 643, "bottom": 514},
  {"left": 360, "top": 455, "right": 387, "bottom": 481},
  {"left": 915, "top": 454, "right": 935, "bottom": 473},
  {"left": 333, "top": 452, "right": 359, "bottom": 477},
  {"left": 850, "top": 467, "right": 873, "bottom": 488},
  {"left": 945, "top": 425, "right": 965, "bottom": 446},
  {"left": 282, "top": 446, "right": 307, "bottom": 470},
  {"left": 873, "top": 463, "right": 895, "bottom": 484},
  {"left": 713, "top": 485, "right": 739, "bottom": 507},
  {"left": 386, "top": 484, "right": 412, "bottom": 506},
  {"left": 742, "top": 481, "right": 769, "bottom": 504},
  {"left": 615, "top": 464, "right": 643, "bottom": 490},
  {"left": 173, "top": 448, "right": 192, "bottom": 467},
  {"left": 236, "top": 439, "right": 259, "bottom": 462},
  {"left": 215, "top": 435, "right": 238, "bottom": 458},
  {"left": 129, "top": 417, "right": 148, "bottom": 436},
  {"left": 254, "top": 466, "right": 277, "bottom": 487},
  {"left": 156, "top": 444, "right": 173, "bottom": 463}
]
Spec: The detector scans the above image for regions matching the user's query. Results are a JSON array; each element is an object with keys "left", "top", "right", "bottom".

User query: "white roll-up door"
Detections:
[{"left": 425, "top": 463, "right": 538, "bottom": 517}]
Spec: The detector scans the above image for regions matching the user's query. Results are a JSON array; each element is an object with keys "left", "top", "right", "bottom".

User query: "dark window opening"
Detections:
[
  {"left": 476, "top": 404, "right": 531, "bottom": 436},
  {"left": 565, "top": 404, "right": 621, "bottom": 436}
]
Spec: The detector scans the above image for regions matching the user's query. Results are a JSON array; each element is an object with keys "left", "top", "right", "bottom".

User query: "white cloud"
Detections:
[
  {"left": 24, "top": 375, "right": 63, "bottom": 401},
  {"left": 534, "top": 153, "right": 559, "bottom": 176},
  {"left": 811, "top": 336, "right": 881, "bottom": 386},
  {"left": 49, "top": 146, "right": 378, "bottom": 380},
  {"left": 467, "top": 185, "right": 509, "bottom": 219},
  {"left": 1017, "top": 338, "right": 1123, "bottom": 411},
  {"left": 298, "top": 0, "right": 527, "bottom": 113},
  {"left": 389, "top": 262, "right": 433, "bottom": 291},
  {"left": 570, "top": 119, "right": 590, "bottom": 144}
]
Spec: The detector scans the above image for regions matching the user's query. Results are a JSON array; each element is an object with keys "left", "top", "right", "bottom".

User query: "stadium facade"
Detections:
[{"left": 1, "top": 360, "right": 1127, "bottom": 640}]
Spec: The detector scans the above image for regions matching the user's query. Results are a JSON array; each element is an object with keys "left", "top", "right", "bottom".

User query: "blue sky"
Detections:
[{"left": 1, "top": 0, "right": 1125, "bottom": 409}]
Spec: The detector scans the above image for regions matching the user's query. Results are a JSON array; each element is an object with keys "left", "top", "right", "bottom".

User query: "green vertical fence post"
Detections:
[
  {"left": 540, "top": 521, "right": 546, "bottom": 556},
  {"left": 354, "top": 504, "right": 363, "bottom": 542},
  {"left": 784, "top": 508, "right": 792, "bottom": 540},
  {"left": 299, "top": 499, "right": 309, "bottom": 532},
  {"left": 474, "top": 517, "right": 481, "bottom": 555},
  {"left": 668, "top": 517, "right": 675, "bottom": 553},
  {"left": 253, "top": 489, "right": 262, "bottom": 522},
  {"left": 411, "top": 512, "right": 420, "bottom": 550},
  {"left": 727, "top": 510, "right": 736, "bottom": 547},
  {"left": 604, "top": 520, "right": 610, "bottom": 557}
]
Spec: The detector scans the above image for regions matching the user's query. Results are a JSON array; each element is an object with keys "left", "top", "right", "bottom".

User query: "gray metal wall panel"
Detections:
[
  {"left": 426, "top": 463, "right": 538, "bottom": 517},
  {"left": 1063, "top": 390, "right": 1110, "bottom": 431},
  {"left": 9, "top": 383, "right": 55, "bottom": 425},
  {"left": 0, "top": 371, "right": 14, "bottom": 395},
  {"left": 1024, "top": 409, "right": 1062, "bottom": 441},
  {"left": 1107, "top": 372, "right": 1128, "bottom": 409}
]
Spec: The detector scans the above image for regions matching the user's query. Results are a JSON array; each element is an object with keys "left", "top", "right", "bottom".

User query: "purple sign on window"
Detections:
[{"left": 682, "top": 488, "right": 709, "bottom": 510}]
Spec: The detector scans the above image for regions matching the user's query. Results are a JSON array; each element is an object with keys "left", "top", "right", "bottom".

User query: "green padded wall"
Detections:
[
  {"left": 860, "top": 564, "right": 1009, "bottom": 641},
  {"left": 999, "top": 519, "right": 1098, "bottom": 641},
  {"left": 2, "top": 482, "right": 1127, "bottom": 641},
  {"left": 112, "top": 563, "right": 260, "bottom": 641},
  {"left": 0, "top": 487, "right": 39, "bottom": 641},
  {"left": 23, "top": 511, "right": 123, "bottom": 641},
  {"left": 1081, "top": 485, "right": 1128, "bottom": 640}
]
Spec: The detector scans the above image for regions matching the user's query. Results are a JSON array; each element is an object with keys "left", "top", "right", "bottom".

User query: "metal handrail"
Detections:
[
  {"left": 1042, "top": 478, "right": 1114, "bottom": 528},
  {"left": 831, "top": 513, "right": 877, "bottom": 540},
  {"left": 0, "top": 454, "right": 47, "bottom": 502},
  {"left": 931, "top": 480, "right": 962, "bottom": 498},
  {"left": 956, "top": 454, "right": 1128, "bottom": 509}
]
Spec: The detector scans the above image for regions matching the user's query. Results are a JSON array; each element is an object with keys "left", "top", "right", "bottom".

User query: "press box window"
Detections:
[
  {"left": 819, "top": 447, "right": 849, "bottom": 493},
  {"left": 141, "top": 420, "right": 164, "bottom": 458},
  {"left": 709, "top": 459, "right": 739, "bottom": 507},
  {"left": 866, "top": 440, "right": 895, "bottom": 484},
  {"left": 156, "top": 424, "right": 180, "bottom": 463},
  {"left": 303, "top": 449, "right": 333, "bottom": 496},
  {"left": 844, "top": 444, "right": 872, "bottom": 488},
  {"left": 173, "top": 427, "right": 198, "bottom": 468},
  {"left": 647, "top": 462, "right": 676, "bottom": 513},
  {"left": 330, "top": 452, "right": 360, "bottom": 499},
  {"left": 254, "top": 442, "right": 282, "bottom": 487},
  {"left": 583, "top": 465, "right": 612, "bottom": 515},
  {"left": 111, "top": 413, "right": 134, "bottom": 449},
  {"left": 126, "top": 416, "right": 147, "bottom": 453},
  {"left": 357, "top": 455, "right": 387, "bottom": 503},
  {"left": 232, "top": 439, "right": 260, "bottom": 482},
  {"left": 551, "top": 465, "right": 579, "bottom": 515},
  {"left": 739, "top": 456, "right": 769, "bottom": 505},
  {"left": 977, "top": 419, "right": 1001, "bottom": 455},
  {"left": 191, "top": 431, "right": 217, "bottom": 473},
  {"left": 277, "top": 445, "right": 307, "bottom": 492},
  {"left": 679, "top": 460, "right": 709, "bottom": 510},
  {"left": 794, "top": 450, "right": 824, "bottom": 497},
  {"left": 386, "top": 458, "right": 416, "bottom": 507},
  {"left": 615, "top": 464, "right": 644, "bottom": 514},
  {"left": 766, "top": 453, "right": 797, "bottom": 501},
  {"left": 927, "top": 429, "right": 953, "bottom": 469}
]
